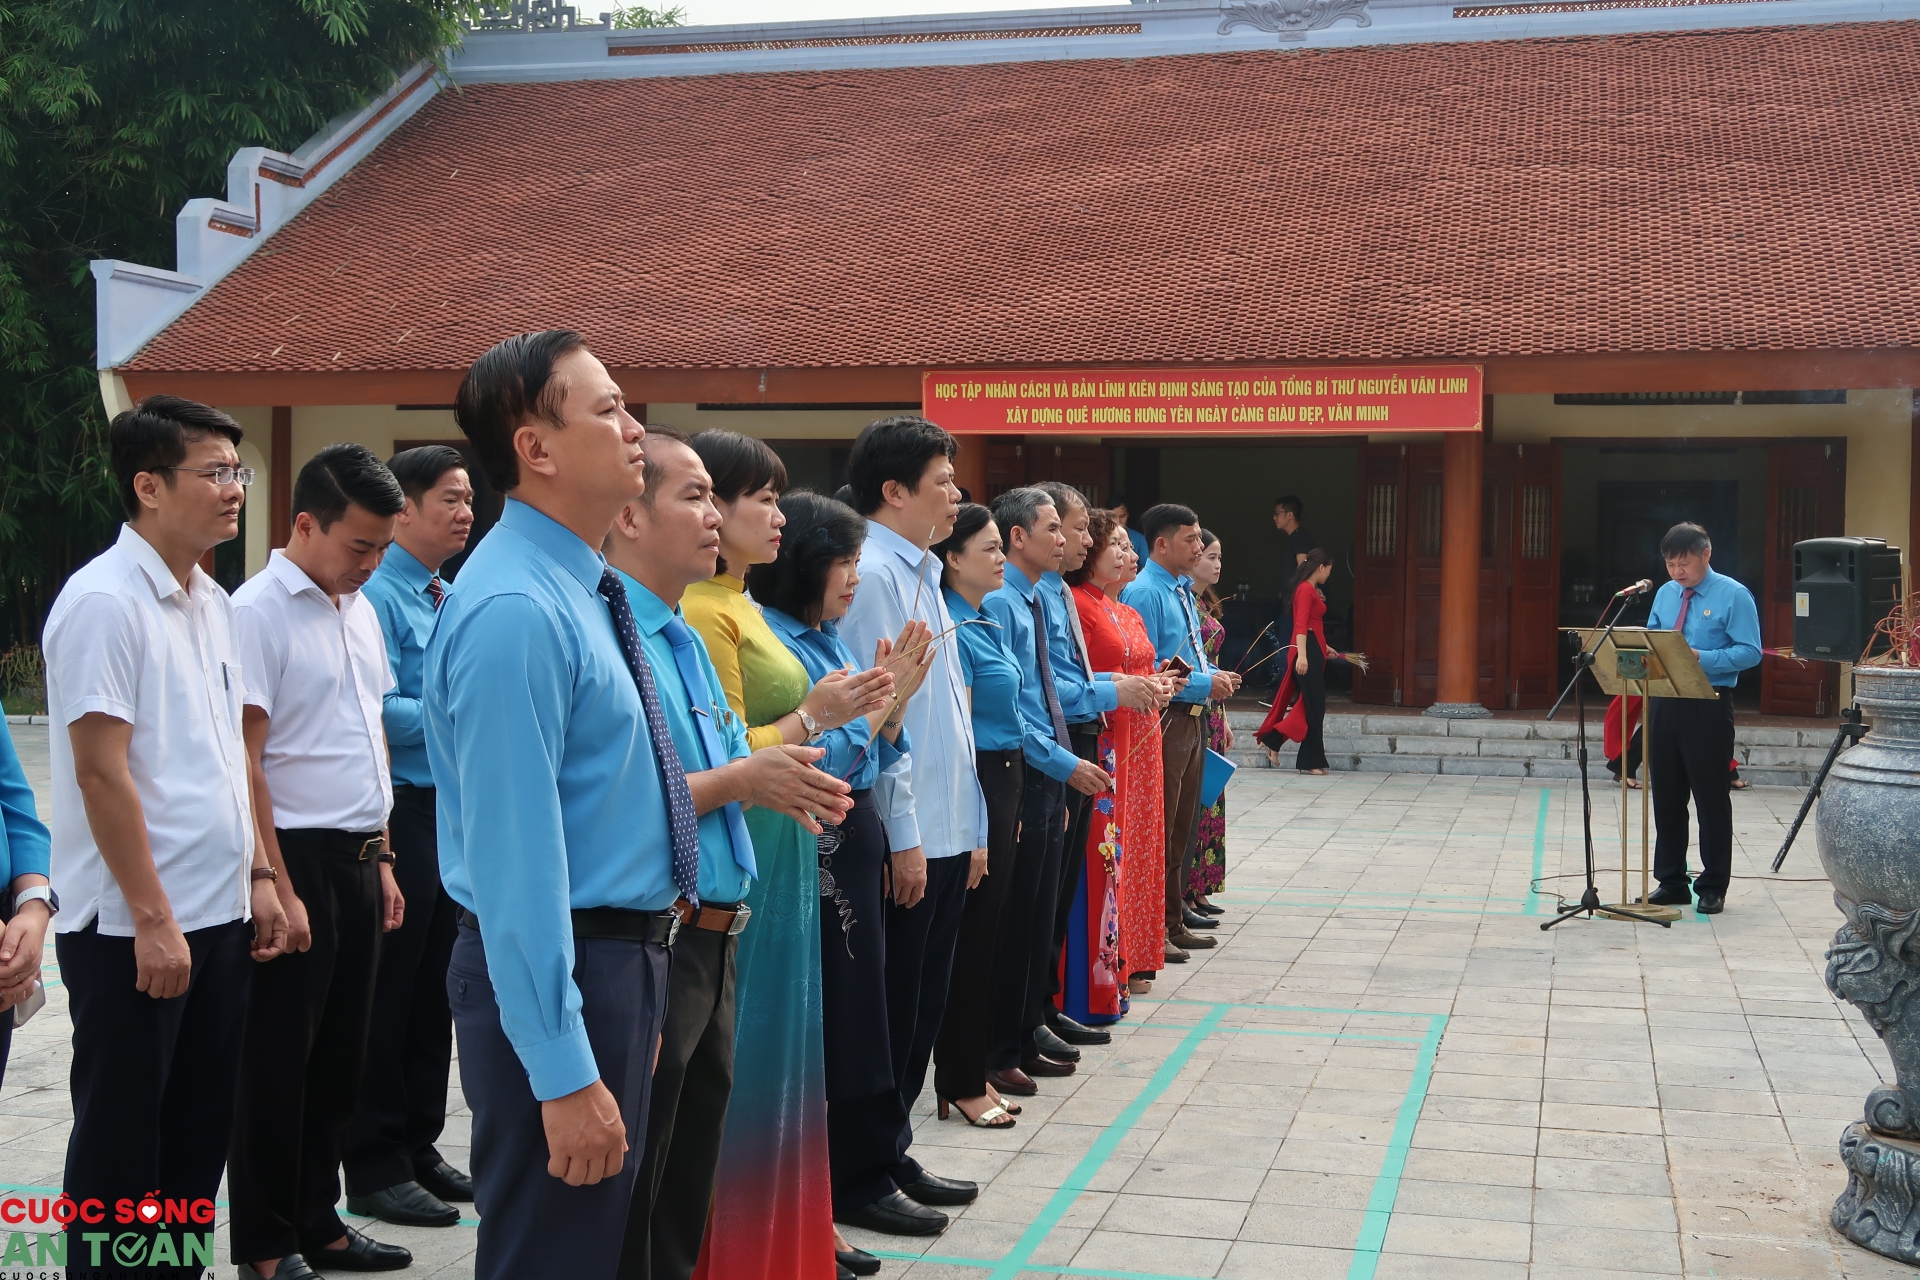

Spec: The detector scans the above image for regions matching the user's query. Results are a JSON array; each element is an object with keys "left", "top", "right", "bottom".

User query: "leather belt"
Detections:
[
  {"left": 673, "top": 898, "right": 751, "bottom": 936},
  {"left": 457, "top": 906, "right": 679, "bottom": 946}
]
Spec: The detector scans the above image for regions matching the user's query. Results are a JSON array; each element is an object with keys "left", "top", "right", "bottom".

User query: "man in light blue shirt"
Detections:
[
  {"left": 428, "top": 330, "right": 681, "bottom": 1280},
  {"left": 345, "top": 443, "right": 476, "bottom": 1227},
  {"left": 837, "top": 415, "right": 988, "bottom": 1232},
  {"left": 605, "top": 428, "right": 851, "bottom": 1280},
  {"left": 984, "top": 488, "right": 1114, "bottom": 1084},
  {"left": 1641, "top": 522, "right": 1762, "bottom": 916},
  {"left": 1122, "top": 504, "right": 1239, "bottom": 949}
]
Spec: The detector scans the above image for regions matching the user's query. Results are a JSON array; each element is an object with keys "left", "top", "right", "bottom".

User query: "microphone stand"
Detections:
[{"left": 1541, "top": 587, "right": 1673, "bottom": 930}]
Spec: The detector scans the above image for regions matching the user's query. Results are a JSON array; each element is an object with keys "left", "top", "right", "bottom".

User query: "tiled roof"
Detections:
[{"left": 125, "top": 22, "right": 1920, "bottom": 375}]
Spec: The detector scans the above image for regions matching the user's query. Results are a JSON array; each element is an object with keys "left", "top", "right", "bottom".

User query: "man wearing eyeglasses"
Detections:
[{"left": 45, "top": 396, "right": 289, "bottom": 1280}]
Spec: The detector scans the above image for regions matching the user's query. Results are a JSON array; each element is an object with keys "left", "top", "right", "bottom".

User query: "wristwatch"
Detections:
[
  {"left": 12, "top": 885, "right": 58, "bottom": 917},
  {"left": 796, "top": 708, "right": 823, "bottom": 742}
]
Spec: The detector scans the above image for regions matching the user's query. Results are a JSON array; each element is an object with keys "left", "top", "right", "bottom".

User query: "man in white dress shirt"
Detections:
[
  {"left": 46, "top": 396, "right": 288, "bottom": 1280},
  {"left": 229, "top": 444, "right": 410, "bottom": 1280}
]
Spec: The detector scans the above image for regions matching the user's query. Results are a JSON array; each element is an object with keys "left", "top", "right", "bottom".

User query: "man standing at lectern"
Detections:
[{"left": 1639, "top": 522, "right": 1760, "bottom": 915}]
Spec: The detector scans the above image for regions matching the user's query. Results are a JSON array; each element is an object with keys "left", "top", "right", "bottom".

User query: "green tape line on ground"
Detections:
[
  {"left": 1347, "top": 1012, "right": 1447, "bottom": 1280},
  {"left": 1527, "top": 787, "right": 1550, "bottom": 915}
]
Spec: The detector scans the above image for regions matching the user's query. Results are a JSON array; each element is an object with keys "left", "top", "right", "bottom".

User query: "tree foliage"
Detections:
[
  {"left": 0, "top": 0, "right": 472, "bottom": 640},
  {"left": 610, "top": 4, "right": 685, "bottom": 25}
]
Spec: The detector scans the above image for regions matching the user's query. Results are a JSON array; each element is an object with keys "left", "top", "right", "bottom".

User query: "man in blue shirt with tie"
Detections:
[
  {"left": 345, "top": 444, "right": 476, "bottom": 1229},
  {"left": 606, "top": 428, "right": 853, "bottom": 1280},
  {"left": 1641, "top": 522, "right": 1761, "bottom": 915},
  {"left": 430, "top": 330, "right": 688, "bottom": 1279},
  {"left": 1123, "top": 504, "right": 1240, "bottom": 955}
]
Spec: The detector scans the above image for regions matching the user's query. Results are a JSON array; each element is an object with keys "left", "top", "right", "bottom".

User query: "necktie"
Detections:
[
  {"left": 664, "top": 616, "right": 757, "bottom": 880},
  {"left": 1028, "top": 594, "right": 1072, "bottom": 749},
  {"left": 1673, "top": 585, "right": 1696, "bottom": 634},
  {"left": 426, "top": 575, "right": 445, "bottom": 610},
  {"left": 1061, "top": 580, "right": 1105, "bottom": 727},
  {"left": 598, "top": 569, "right": 701, "bottom": 907}
]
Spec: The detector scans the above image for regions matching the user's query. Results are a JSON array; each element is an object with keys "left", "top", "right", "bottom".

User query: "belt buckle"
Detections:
[
  {"left": 727, "top": 905, "right": 752, "bottom": 936},
  {"left": 357, "top": 836, "right": 384, "bottom": 861},
  {"left": 663, "top": 913, "right": 681, "bottom": 947}
]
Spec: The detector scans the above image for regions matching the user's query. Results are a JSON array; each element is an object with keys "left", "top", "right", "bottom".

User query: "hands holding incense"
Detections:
[{"left": 799, "top": 664, "right": 895, "bottom": 734}]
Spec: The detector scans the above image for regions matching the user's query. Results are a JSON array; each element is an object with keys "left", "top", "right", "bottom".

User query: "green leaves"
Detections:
[{"left": 0, "top": 0, "right": 469, "bottom": 640}]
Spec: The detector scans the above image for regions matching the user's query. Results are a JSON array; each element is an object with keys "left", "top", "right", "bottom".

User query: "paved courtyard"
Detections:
[{"left": 1, "top": 722, "right": 1913, "bottom": 1278}]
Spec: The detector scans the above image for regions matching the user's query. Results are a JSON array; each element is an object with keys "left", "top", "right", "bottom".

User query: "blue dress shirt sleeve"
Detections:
[
  {"left": 0, "top": 726, "right": 49, "bottom": 884},
  {"left": 368, "top": 589, "right": 426, "bottom": 751},
  {"left": 840, "top": 564, "right": 922, "bottom": 851},
  {"left": 436, "top": 593, "right": 598, "bottom": 1101},
  {"left": 981, "top": 589, "right": 1081, "bottom": 783}
]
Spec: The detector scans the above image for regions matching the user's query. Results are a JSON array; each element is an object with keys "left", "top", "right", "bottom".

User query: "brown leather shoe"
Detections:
[
  {"left": 1164, "top": 941, "right": 1190, "bottom": 964},
  {"left": 1168, "top": 927, "right": 1217, "bottom": 950},
  {"left": 986, "top": 1067, "right": 1038, "bottom": 1096},
  {"left": 1021, "top": 1052, "right": 1076, "bottom": 1077}
]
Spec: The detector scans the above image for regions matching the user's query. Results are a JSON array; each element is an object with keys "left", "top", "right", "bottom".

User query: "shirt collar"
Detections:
[
  {"left": 116, "top": 523, "right": 208, "bottom": 605},
  {"left": 866, "top": 521, "right": 937, "bottom": 580},
  {"left": 382, "top": 542, "right": 435, "bottom": 593},
  {"left": 265, "top": 548, "right": 332, "bottom": 602},
  {"left": 1001, "top": 562, "right": 1040, "bottom": 600},
  {"left": 1140, "top": 558, "right": 1181, "bottom": 590},
  {"left": 499, "top": 497, "right": 606, "bottom": 598},
  {"left": 943, "top": 588, "right": 983, "bottom": 621},
  {"left": 710, "top": 572, "right": 747, "bottom": 595},
  {"left": 615, "top": 569, "right": 678, "bottom": 638}
]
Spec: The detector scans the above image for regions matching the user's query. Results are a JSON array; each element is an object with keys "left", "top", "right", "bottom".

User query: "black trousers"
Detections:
[
  {"left": 823, "top": 793, "right": 908, "bottom": 1211},
  {"left": 343, "top": 786, "right": 459, "bottom": 1195},
  {"left": 229, "top": 828, "right": 384, "bottom": 1265},
  {"left": 60, "top": 918, "right": 252, "bottom": 1280},
  {"left": 1162, "top": 712, "right": 1206, "bottom": 928},
  {"left": 1044, "top": 725, "right": 1101, "bottom": 1026},
  {"left": 884, "top": 851, "right": 969, "bottom": 1174},
  {"left": 449, "top": 924, "right": 670, "bottom": 1280},
  {"left": 934, "top": 750, "right": 1024, "bottom": 1100},
  {"left": 989, "top": 770, "right": 1066, "bottom": 1070},
  {"left": 1295, "top": 635, "right": 1329, "bottom": 771},
  {"left": 1651, "top": 689, "right": 1738, "bottom": 897},
  {"left": 620, "top": 921, "right": 738, "bottom": 1280}
]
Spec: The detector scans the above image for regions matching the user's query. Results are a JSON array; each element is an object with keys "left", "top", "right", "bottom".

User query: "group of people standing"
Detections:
[{"left": 0, "top": 328, "right": 1251, "bottom": 1280}]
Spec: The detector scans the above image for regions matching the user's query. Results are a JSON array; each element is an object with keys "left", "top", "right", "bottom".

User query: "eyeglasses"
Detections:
[{"left": 158, "top": 466, "right": 256, "bottom": 487}]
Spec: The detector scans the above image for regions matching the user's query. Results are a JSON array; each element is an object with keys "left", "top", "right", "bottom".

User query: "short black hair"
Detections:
[
  {"left": 387, "top": 445, "right": 468, "bottom": 505},
  {"left": 1660, "top": 522, "right": 1712, "bottom": 558},
  {"left": 455, "top": 329, "right": 587, "bottom": 492},
  {"left": 689, "top": 430, "right": 787, "bottom": 504},
  {"left": 745, "top": 490, "right": 866, "bottom": 626},
  {"left": 846, "top": 414, "right": 955, "bottom": 516},
  {"left": 109, "top": 395, "right": 244, "bottom": 519},
  {"left": 933, "top": 503, "right": 996, "bottom": 588},
  {"left": 635, "top": 426, "right": 693, "bottom": 511},
  {"left": 1036, "top": 480, "right": 1088, "bottom": 517},
  {"left": 1138, "top": 502, "right": 1200, "bottom": 548},
  {"left": 1275, "top": 495, "right": 1304, "bottom": 518},
  {"left": 293, "top": 443, "right": 405, "bottom": 533}
]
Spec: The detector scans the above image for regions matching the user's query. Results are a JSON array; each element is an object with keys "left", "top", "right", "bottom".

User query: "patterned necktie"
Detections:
[
  {"left": 598, "top": 569, "right": 701, "bottom": 906},
  {"left": 1028, "top": 593, "right": 1072, "bottom": 749},
  {"left": 1673, "top": 585, "right": 1696, "bottom": 634},
  {"left": 664, "top": 616, "right": 757, "bottom": 880},
  {"left": 426, "top": 575, "right": 445, "bottom": 610}
]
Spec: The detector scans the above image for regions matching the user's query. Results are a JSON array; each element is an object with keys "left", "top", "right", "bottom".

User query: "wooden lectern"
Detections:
[{"left": 1563, "top": 627, "right": 1719, "bottom": 922}]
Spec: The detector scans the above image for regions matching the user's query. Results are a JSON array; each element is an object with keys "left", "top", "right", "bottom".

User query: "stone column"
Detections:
[{"left": 1427, "top": 429, "right": 1491, "bottom": 718}]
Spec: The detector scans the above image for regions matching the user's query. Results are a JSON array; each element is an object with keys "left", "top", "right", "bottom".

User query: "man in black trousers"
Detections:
[
  {"left": 344, "top": 445, "right": 476, "bottom": 1228},
  {"left": 231, "top": 445, "right": 411, "bottom": 1279}
]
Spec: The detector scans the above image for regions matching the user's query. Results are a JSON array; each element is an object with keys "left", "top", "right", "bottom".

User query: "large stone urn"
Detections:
[{"left": 1820, "top": 664, "right": 1920, "bottom": 1261}]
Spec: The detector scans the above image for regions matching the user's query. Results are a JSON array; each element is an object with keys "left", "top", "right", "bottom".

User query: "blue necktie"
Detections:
[
  {"left": 598, "top": 570, "right": 702, "bottom": 907},
  {"left": 1028, "top": 594, "right": 1071, "bottom": 749},
  {"left": 664, "top": 616, "right": 757, "bottom": 882}
]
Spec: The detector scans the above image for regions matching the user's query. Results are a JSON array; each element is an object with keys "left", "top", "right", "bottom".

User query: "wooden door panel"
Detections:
[
  {"left": 1760, "top": 440, "right": 1845, "bottom": 716},
  {"left": 1507, "top": 443, "right": 1562, "bottom": 708},
  {"left": 1352, "top": 444, "right": 1407, "bottom": 704},
  {"left": 1479, "top": 441, "right": 1513, "bottom": 708},
  {"left": 1403, "top": 443, "right": 1445, "bottom": 708}
]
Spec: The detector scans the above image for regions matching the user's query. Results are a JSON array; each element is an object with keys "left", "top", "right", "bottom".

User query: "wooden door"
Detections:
[
  {"left": 1033, "top": 442, "right": 1111, "bottom": 508},
  {"left": 1478, "top": 442, "right": 1513, "bottom": 708},
  {"left": 1507, "top": 443, "right": 1562, "bottom": 708},
  {"left": 1402, "top": 442, "right": 1446, "bottom": 708},
  {"left": 1760, "top": 440, "right": 1846, "bottom": 716},
  {"left": 983, "top": 439, "right": 1024, "bottom": 503},
  {"left": 1352, "top": 444, "right": 1408, "bottom": 704}
]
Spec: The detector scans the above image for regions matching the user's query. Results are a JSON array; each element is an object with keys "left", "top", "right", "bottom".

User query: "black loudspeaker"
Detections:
[{"left": 1793, "top": 537, "right": 1903, "bottom": 660}]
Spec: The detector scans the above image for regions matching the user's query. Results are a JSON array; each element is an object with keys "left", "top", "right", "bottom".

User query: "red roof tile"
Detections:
[{"left": 125, "top": 23, "right": 1920, "bottom": 375}]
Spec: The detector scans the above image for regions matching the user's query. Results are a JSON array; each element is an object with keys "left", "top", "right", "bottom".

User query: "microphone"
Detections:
[{"left": 1614, "top": 579, "right": 1654, "bottom": 598}]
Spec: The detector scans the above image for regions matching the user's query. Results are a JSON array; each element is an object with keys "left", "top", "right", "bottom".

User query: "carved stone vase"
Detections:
[{"left": 1819, "top": 664, "right": 1920, "bottom": 1261}]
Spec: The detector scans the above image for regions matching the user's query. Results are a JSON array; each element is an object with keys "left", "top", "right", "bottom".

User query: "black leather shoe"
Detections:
[
  {"left": 1191, "top": 899, "right": 1225, "bottom": 916},
  {"left": 986, "top": 1067, "right": 1037, "bottom": 1096},
  {"left": 345, "top": 1181, "right": 459, "bottom": 1228},
  {"left": 1696, "top": 893, "right": 1725, "bottom": 914},
  {"left": 835, "top": 1189, "right": 948, "bottom": 1235},
  {"left": 241, "top": 1258, "right": 319, "bottom": 1280},
  {"left": 838, "top": 1265, "right": 855, "bottom": 1280},
  {"left": 1030, "top": 1023, "right": 1081, "bottom": 1062},
  {"left": 1022, "top": 1052, "right": 1077, "bottom": 1078},
  {"left": 898, "top": 1170, "right": 979, "bottom": 1206},
  {"left": 415, "top": 1160, "right": 473, "bottom": 1202},
  {"left": 1050, "top": 1013, "right": 1111, "bottom": 1046},
  {"left": 837, "top": 1245, "right": 882, "bottom": 1276},
  {"left": 1637, "top": 883, "right": 1692, "bottom": 907},
  {"left": 306, "top": 1226, "right": 413, "bottom": 1271},
  {"left": 1182, "top": 906, "right": 1218, "bottom": 930}
]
